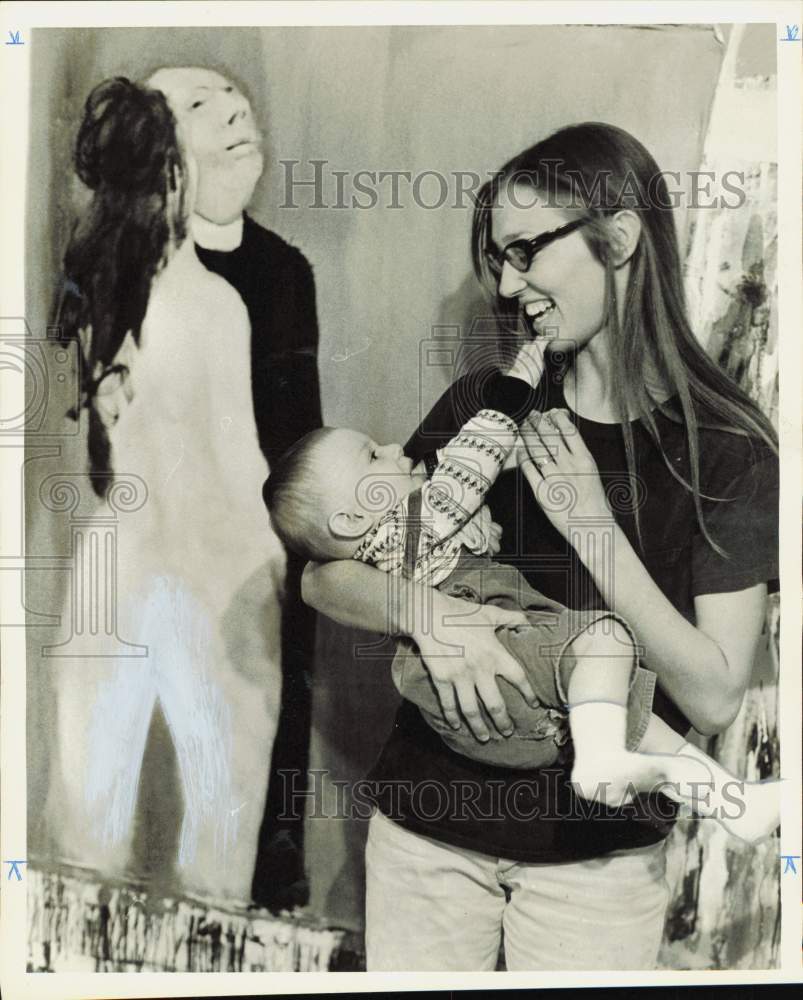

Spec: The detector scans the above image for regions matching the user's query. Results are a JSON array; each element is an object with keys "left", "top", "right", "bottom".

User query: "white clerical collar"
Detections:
[{"left": 191, "top": 213, "right": 244, "bottom": 251}]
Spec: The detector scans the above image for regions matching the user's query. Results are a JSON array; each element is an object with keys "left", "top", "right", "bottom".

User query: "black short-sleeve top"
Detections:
[{"left": 364, "top": 359, "right": 779, "bottom": 864}]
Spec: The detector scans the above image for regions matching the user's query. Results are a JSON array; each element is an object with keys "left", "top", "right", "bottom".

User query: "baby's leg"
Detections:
[
  {"left": 639, "top": 715, "right": 781, "bottom": 845},
  {"left": 565, "top": 619, "right": 711, "bottom": 807},
  {"left": 638, "top": 713, "right": 686, "bottom": 753}
]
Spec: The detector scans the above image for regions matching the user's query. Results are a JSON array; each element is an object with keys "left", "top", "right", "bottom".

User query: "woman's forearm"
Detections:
[
  {"left": 302, "top": 558, "right": 436, "bottom": 641},
  {"left": 301, "top": 557, "right": 538, "bottom": 741},
  {"left": 572, "top": 525, "right": 748, "bottom": 734}
]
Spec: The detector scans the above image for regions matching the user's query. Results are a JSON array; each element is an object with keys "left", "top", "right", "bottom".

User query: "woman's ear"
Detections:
[
  {"left": 608, "top": 209, "right": 642, "bottom": 267},
  {"left": 328, "top": 508, "right": 372, "bottom": 540}
]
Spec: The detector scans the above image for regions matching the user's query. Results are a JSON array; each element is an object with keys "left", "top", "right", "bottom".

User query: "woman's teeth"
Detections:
[{"left": 524, "top": 300, "right": 557, "bottom": 325}]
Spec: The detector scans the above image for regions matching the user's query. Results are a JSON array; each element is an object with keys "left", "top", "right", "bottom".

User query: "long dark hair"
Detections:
[
  {"left": 54, "top": 77, "right": 187, "bottom": 496},
  {"left": 471, "top": 122, "right": 778, "bottom": 553}
]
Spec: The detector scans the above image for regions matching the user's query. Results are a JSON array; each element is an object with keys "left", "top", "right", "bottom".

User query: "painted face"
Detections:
[
  {"left": 491, "top": 183, "right": 608, "bottom": 355},
  {"left": 147, "top": 67, "right": 263, "bottom": 224},
  {"left": 325, "top": 429, "right": 419, "bottom": 519}
]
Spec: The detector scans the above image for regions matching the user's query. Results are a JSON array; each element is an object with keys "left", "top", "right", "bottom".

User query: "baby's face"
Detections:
[{"left": 323, "top": 428, "right": 424, "bottom": 520}]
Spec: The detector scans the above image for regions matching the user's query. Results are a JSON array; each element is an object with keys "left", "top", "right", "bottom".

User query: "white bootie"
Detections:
[
  {"left": 568, "top": 701, "right": 707, "bottom": 808},
  {"left": 667, "top": 742, "right": 781, "bottom": 845}
]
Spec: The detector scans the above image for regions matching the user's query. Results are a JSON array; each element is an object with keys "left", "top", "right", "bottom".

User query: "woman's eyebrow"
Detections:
[
  {"left": 501, "top": 228, "right": 555, "bottom": 244},
  {"left": 499, "top": 231, "right": 527, "bottom": 242},
  {"left": 498, "top": 230, "right": 540, "bottom": 245}
]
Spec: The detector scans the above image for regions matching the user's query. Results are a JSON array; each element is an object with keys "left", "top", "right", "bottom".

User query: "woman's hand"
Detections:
[
  {"left": 413, "top": 589, "right": 537, "bottom": 741},
  {"left": 302, "top": 559, "right": 536, "bottom": 741},
  {"left": 519, "top": 409, "right": 612, "bottom": 540}
]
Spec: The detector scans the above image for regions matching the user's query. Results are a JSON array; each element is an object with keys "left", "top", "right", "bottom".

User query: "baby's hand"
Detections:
[
  {"left": 462, "top": 504, "right": 503, "bottom": 555},
  {"left": 487, "top": 518, "right": 503, "bottom": 556},
  {"left": 506, "top": 338, "right": 546, "bottom": 388}
]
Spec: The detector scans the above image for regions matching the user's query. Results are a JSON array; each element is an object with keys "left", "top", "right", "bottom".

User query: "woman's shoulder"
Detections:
[
  {"left": 697, "top": 428, "right": 778, "bottom": 508},
  {"left": 655, "top": 399, "right": 777, "bottom": 477},
  {"left": 703, "top": 430, "right": 777, "bottom": 496}
]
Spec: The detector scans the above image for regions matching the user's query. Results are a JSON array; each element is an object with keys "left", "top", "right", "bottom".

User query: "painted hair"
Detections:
[
  {"left": 471, "top": 122, "right": 778, "bottom": 553},
  {"left": 54, "top": 77, "right": 187, "bottom": 496}
]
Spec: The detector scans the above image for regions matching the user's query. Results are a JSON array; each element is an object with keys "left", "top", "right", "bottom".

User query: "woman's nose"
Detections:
[
  {"left": 497, "top": 260, "right": 528, "bottom": 299},
  {"left": 225, "top": 91, "right": 251, "bottom": 126}
]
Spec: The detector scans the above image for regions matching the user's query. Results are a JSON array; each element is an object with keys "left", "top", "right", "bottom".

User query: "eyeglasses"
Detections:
[{"left": 485, "top": 218, "right": 589, "bottom": 276}]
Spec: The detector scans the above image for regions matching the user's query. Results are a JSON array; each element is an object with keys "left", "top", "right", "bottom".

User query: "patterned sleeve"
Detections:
[
  {"left": 353, "top": 503, "right": 409, "bottom": 577},
  {"left": 417, "top": 408, "right": 519, "bottom": 557},
  {"left": 356, "top": 372, "right": 539, "bottom": 582},
  {"left": 405, "top": 369, "right": 541, "bottom": 464},
  {"left": 354, "top": 406, "right": 520, "bottom": 582}
]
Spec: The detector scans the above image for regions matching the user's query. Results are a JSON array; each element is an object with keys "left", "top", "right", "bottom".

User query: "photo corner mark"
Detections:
[{"left": 3, "top": 859, "right": 27, "bottom": 881}]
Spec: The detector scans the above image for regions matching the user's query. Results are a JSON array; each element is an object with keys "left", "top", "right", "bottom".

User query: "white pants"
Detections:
[{"left": 365, "top": 810, "right": 670, "bottom": 971}]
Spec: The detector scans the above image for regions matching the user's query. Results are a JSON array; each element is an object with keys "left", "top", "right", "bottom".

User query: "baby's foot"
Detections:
[
  {"left": 714, "top": 778, "right": 781, "bottom": 845},
  {"left": 663, "top": 743, "right": 781, "bottom": 844},
  {"left": 571, "top": 750, "right": 700, "bottom": 809},
  {"left": 658, "top": 752, "right": 718, "bottom": 814}
]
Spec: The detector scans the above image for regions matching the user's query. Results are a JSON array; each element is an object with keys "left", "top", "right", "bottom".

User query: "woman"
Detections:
[
  {"left": 302, "top": 123, "right": 779, "bottom": 970},
  {"left": 46, "top": 78, "right": 286, "bottom": 902}
]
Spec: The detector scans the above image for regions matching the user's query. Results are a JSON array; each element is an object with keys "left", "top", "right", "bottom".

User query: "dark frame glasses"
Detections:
[{"left": 485, "top": 218, "right": 589, "bottom": 276}]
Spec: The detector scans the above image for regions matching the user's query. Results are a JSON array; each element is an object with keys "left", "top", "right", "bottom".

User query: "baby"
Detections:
[{"left": 264, "top": 343, "right": 779, "bottom": 844}]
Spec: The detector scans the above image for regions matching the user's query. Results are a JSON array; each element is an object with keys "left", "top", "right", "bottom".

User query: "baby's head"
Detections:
[{"left": 264, "top": 426, "right": 421, "bottom": 562}]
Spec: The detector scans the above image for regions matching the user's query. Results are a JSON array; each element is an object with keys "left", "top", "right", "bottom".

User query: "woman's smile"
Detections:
[
  {"left": 493, "top": 183, "right": 608, "bottom": 352},
  {"left": 522, "top": 297, "right": 559, "bottom": 335}
]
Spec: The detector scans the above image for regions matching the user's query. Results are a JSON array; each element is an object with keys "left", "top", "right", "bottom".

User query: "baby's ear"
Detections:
[{"left": 328, "top": 508, "right": 372, "bottom": 540}]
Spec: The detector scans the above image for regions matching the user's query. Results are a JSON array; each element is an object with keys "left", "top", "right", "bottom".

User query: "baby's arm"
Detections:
[
  {"left": 418, "top": 342, "right": 544, "bottom": 548},
  {"left": 355, "top": 343, "right": 542, "bottom": 574}
]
